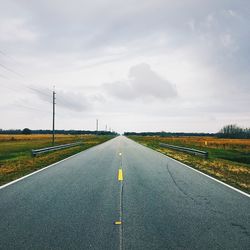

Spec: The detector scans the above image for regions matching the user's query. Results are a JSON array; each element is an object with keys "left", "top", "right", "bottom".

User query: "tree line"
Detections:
[
  {"left": 0, "top": 128, "right": 118, "bottom": 136},
  {"left": 1, "top": 124, "right": 249, "bottom": 138},
  {"left": 124, "top": 131, "right": 215, "bottom": 137},
  {"left": 124, "top": 124, "right": 250, "bottom": 139},
  {"left": 217, "top": 124, "right": 250, "bottom": 139}
]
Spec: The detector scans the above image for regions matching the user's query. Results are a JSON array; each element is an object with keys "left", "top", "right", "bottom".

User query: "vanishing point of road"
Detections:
[{"left": 0, "top": 136, "right": 249, "bottom": 249}]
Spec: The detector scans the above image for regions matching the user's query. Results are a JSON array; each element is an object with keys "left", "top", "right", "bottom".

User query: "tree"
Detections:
[
  {"left": 22, "top": 128, "right": 32, "bottom": 135},
  {"left": 218, "top": 124, "right": 250, "bottom": 139}
]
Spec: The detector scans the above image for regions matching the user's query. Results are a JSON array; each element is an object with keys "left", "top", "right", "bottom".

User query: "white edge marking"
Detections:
[
  {"left": 126, "top": 137, "right": 250, "bottom": 198},
  {"left": 0, "top": 137, "right": 117, "bottom": 190},
  {"left": 165, "top": 154, "right": 250, "bottom": 198},
  {"left": 0, "top": 150, "right": 85, "bottom": 190}
]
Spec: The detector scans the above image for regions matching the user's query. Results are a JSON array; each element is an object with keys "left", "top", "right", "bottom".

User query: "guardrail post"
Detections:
[
  {"left": 205, "top": 152, "right": 209, "bottom": 159},
  {"left": 31, "top": 150, "right": 36, "bottom": 157}
]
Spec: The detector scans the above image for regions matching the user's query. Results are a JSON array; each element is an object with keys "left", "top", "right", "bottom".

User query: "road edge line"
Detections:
[
  {"left": 165, "top": 154, "right": 250, "bottom": 198},
  {"left": 0, "top": 151, "right": 84, "bottom": 190},
  {"left": 126, "top": 137, "right": 250, "bottom": 198},
  {"left": 0, "top": 138, "right": 115, "bottom": 190}
]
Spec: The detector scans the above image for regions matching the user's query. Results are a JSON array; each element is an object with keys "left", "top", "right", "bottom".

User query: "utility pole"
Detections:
[
  {"left": 52, "top": 88, "right": 56, "bottom": 146},
  {"left": 105, "top": 124, "right": 107, "bottom": 131},
  {"left": 96, "top": 119, "right": 99, "bottom": 132}
]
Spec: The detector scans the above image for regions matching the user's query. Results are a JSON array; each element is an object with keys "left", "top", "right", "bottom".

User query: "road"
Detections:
[{"left": 0, "top": 136, "right": 249, "bottom": 249}]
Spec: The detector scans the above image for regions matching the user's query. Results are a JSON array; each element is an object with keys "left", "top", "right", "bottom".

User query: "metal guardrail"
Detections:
[
  {"left": 31, "top": 142, "right": 83, "bottom": 157},
  {"left": 159, "top": 142, "right": 208, "bottom": 158}
]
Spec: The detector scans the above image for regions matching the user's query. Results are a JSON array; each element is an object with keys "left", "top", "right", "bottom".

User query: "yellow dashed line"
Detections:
[
  {"left": 118, "top": 169, "right": 123, "bottom": 181},
  {"left": 114, "top": 221, "right": 122, "bottom": 225}
]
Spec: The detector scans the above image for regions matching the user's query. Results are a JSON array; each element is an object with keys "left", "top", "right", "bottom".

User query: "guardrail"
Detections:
[
  {"left": 159, "top": 142, "right": 208, "bottom": 158},
  {"left": 31, "top": 142, "right": 83, "bottom": 157}
]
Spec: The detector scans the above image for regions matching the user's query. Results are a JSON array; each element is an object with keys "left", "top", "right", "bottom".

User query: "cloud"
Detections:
[
  {"left": 56, "top": 90, "right": 90, "bottom": 112},
  {"left": 0, "top": 18, "right": 39, "bottom": 43},
  {"left": 104, "top": 63, "right": 177, "bottom": 101},
  {"left": 1, "top": 1, "right": 250, "bottom": 132}
]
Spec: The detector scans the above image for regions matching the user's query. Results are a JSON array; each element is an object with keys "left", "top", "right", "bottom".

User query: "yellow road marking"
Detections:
[
  {"left": 118, "top": 169, "right": 123, "bottom": 181},
  {"left": 114, "top": 221, "right": 122, "bottom": 225}
]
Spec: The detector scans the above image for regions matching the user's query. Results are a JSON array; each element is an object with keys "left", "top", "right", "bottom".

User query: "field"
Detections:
[
  {"left": 0, "top": 134, "right": 113, "bottom": 186},
  {"left": 128, "top": 136, "right": 250, "bottom": 193}
]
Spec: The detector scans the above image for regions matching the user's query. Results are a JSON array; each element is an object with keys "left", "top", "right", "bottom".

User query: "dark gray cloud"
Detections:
[{"left": 104, "top": 63, "right": 177, "bottom": 101}]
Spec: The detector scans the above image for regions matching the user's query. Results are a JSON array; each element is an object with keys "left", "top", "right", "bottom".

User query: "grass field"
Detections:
[
  {"left": 0, "top": 134, "right": 113, "bottom": 186},
  {"left": 128, "top": 136, "right": 250, "bottom": 194}
]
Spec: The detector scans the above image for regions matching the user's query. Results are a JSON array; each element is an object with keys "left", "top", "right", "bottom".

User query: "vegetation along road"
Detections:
[
  {"left": 0, "top": 134, "right": 113, "bottom": 186},
  {"left": 128, "top": 135, "right": 250, "bottom": 193},
  {"left": 0, "top": 136, "right": 249, "bottom": 249}
]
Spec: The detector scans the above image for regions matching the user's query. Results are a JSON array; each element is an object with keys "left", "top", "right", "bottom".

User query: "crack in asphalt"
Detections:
[{"left": 166, "top": 162, "right": 197, "bottom": 203}]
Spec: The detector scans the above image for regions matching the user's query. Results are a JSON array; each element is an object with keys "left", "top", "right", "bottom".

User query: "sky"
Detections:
[{"left": 0, "top": 0, "right": 250, "bottom": 133}]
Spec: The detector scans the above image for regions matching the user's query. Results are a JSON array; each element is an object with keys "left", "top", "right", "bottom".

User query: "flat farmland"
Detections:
[
  {"left": 0, "top": 134, "right": 113, "bottom": 186},
  {"left": 128, "top": 136, "right": 250, "bottom": 193}
]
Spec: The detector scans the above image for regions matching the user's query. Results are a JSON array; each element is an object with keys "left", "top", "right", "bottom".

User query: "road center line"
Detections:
[
  {"left": 116, "top": 151, "right": 124, "bottom": 249},
  {"left": 118, "top": 178, "right": 124, "bottom": 250},
  {"left": 118, "top": 169, "right": 123, "bottom": 181}
]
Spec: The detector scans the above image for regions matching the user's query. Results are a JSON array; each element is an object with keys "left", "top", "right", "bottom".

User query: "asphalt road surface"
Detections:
[{"left": 0, "top": 136, "right": 249, "bottom": 250}]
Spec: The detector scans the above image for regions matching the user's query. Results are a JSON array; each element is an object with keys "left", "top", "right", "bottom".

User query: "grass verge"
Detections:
[
  {"left": 128, "top": 136, "right": 250, "bottom": 194},
  {"left": 0, "top": 134, "right": 114, "bottom": 186}
]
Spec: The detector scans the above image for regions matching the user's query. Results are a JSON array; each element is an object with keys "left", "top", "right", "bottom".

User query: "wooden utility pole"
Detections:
[{"left": 52, "top": 89, "right": 56, "bottom": 146}]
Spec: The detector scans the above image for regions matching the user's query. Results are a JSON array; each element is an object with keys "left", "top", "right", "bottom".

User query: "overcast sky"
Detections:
[{"left": 0, "top": 0, "right": 250, "bottom": 133}]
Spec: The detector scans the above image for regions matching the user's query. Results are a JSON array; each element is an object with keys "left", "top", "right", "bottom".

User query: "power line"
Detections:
[
  {"left": 1, "top": 83, "right": 21, "bottom": 92},
  {"left": 28, "top": 86, "right": 51, "bottom": 98},
  {"left": 16, "top": 104, "right": 52, "bottom": 114},
  {"left": 0, "top": 50, "right": 81, "bottom": 131},
  {"left": 0, "top": 49, "right": 22, "bottom": 65},
  {"left": 1, "top": 51, "right": 59, "bottom": 136},
  {"left": 1, "top": 81, "right": 52, "bottom": 100},
  {"left": 0, "top": 63, "right": 24, "bottom": 77},
  {"left": 0, "top": 50, "right": 50, "bottom": 96},
  {"left": 1, "top": 83, "right": 52, "bottom": 115}
]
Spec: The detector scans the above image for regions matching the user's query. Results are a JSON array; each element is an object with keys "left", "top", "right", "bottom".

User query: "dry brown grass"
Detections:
[
  {"left": 0, "top": 134, "right": 94, "bottom": 142},
  {"left": 140, "top": 136, "right": 250, "bottom": 152},
  {"left": 0, "top": 134, "right": 113, "bottom": 186},
  {"left": 131, "top": 136, "right": 250, "bottom": 194},
  {"left": 157, "top": 147, "right": 250, "bottom": 191}
]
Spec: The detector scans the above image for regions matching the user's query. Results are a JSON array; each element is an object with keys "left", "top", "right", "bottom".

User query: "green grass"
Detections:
[
  {"left": 169, "top": 142, "right": 250, "bottom": 165},
  {"left": 206, "top": 148, "right": 250, "bottom": 164},
  {"left": 129, "top": 136, "right": 250, "bottom": 165},
  {"left": 0, "top": 136, "right": 85, "bottom": 161},
  {"left": 0, "top": 134, "right": 114, "bottom": 186},
  {"left": 128, "top": 135, "right": 250, "bottom": 193}
]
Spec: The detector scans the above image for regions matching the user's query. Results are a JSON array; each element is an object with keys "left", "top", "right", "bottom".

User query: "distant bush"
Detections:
[
  {"left": 217, "top": 124, "right": 250, "bottom": 139},
  {"left": 22, "top": 128, "right": 32, "bottom": 135}
]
